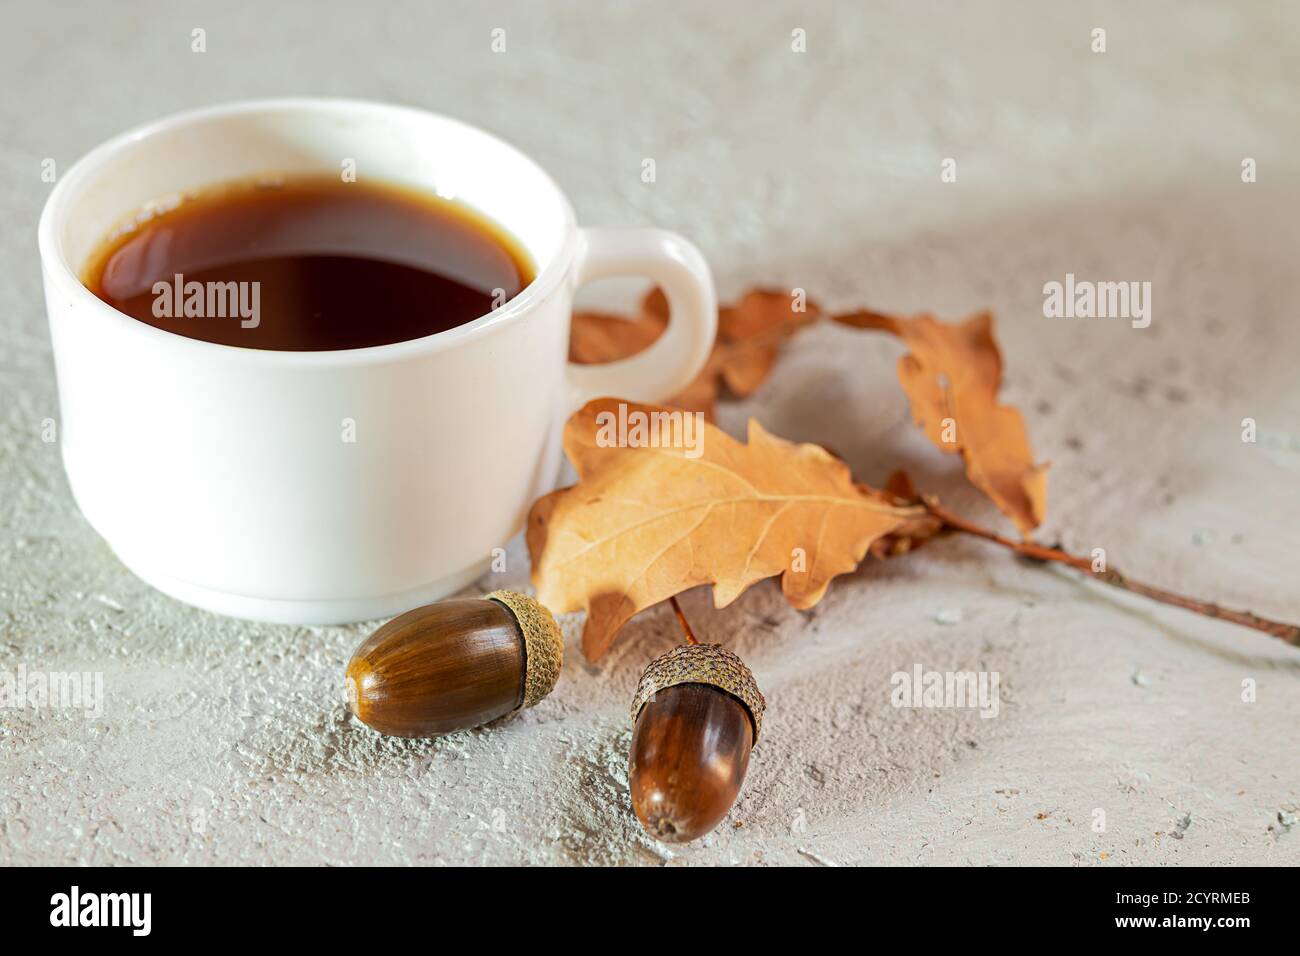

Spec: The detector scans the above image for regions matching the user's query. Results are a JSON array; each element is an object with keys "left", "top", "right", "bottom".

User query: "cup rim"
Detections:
[{"left": 37, "top": 97, "right": 579, "bottom": 366}]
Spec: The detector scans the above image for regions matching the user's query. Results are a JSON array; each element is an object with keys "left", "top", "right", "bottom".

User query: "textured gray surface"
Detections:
[{"left": 2, "top": 1, "right": 1298, "bottom": 865}]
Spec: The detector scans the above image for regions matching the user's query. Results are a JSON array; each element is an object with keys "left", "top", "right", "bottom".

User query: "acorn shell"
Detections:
[
  {"left": 486, "top": 590, "right": 563, "bottom": 708},
  {"left": 346, "top": 591, "right": 563, "bottom": 737},
  {"left": 630, "top": 643, "right": 765, "bottom": 742}
]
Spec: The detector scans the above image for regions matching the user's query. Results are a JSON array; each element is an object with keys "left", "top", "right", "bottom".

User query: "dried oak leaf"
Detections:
[
  {"left": 833, "top": 309, "right": 1048, "bottom": 537},
  {"left": 568, "top": 290, "right": 669, "bottom": 365},
  {"left": 712, "top": 288, "right": 822, "bottom": 396},
  {"left": 528, "top": 397, "right": 922, "bottom": 660},
  {"left": 570, "top": 288, "right": 820, "bottom": 419},
  {"left": 866, "top": 469, "right": 945, "bottom": 559}
]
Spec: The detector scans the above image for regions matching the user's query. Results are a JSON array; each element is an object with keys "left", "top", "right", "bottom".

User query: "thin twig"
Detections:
[
  {"left": 921, "top": 497, "right": 1300, "bottom": 647},
  {"left": 668, "top": 595, "right": 700, "bottom": 645}
]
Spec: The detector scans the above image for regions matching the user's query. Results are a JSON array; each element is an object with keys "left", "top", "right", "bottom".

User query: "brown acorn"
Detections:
[
  {"left": 628, "top": 642, "right": 765, "bottom": 843},
  {"left": 346, "top": 590, "right": 563, "bottom": 737}
]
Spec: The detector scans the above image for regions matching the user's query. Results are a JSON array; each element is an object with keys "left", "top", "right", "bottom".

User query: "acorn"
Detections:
[
  {"left": 345, "top": 590, "right": 563, "bottom": 737},
  {"left": 628, "top": 642, "right": 765, "bottom": 843}
]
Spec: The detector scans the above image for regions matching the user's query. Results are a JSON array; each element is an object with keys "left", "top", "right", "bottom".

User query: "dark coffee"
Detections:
[{"left": 84, "top": 176, "right": 534, "bottom": 351}]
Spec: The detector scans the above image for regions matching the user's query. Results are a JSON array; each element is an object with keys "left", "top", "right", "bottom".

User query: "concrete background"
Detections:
[{"left": 1, "top": 1, "right": 1297, "bottom": 865}]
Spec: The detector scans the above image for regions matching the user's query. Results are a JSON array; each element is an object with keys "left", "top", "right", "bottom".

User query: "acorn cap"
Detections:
[
  {"left": 630, "top": 643, "right": 766, "bottom": 743},
  {"left": 486, "top": 590, "right": 564, "bottom": 709}
]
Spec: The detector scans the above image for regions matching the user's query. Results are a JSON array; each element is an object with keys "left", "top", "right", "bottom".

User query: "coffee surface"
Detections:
[{"left": 84, "top": 176, "right": 533, "bottom": 351}]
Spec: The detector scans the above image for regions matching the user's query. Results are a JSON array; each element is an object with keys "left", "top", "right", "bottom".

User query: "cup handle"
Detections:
[{"left": 566, "top": 227, "right": 716, "bottom": 409}]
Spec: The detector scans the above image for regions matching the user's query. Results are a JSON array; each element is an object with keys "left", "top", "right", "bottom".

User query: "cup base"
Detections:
[{"left": 116, "top": 554, "right": 493, "bottom": 626}]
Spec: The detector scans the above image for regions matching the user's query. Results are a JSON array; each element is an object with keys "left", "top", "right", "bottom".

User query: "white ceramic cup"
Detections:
[{"left": 38, "top": 98, "right": 716, "bottom": 624}]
